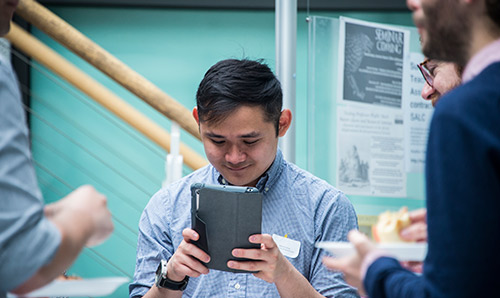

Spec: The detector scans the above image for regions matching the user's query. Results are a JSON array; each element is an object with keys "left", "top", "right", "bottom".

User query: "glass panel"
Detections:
[{"left": 307, "top": 16, "right": 426, "bottom": 218}]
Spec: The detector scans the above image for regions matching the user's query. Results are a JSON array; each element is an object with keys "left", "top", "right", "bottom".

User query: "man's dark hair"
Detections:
[
  {"left": 486, "top": 0, "right": 500, "bottom": 27},
  {"left": 196, "top": 59, "right": 283, "bottom": 135}
]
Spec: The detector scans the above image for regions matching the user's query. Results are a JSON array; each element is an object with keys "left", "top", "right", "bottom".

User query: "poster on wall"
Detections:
[
  {"left": 337, "top": 17, "right": 410, "bottom": 108},
  {"left": 336, "top": 17, "right": 409, "bottom": 197},
  {"left": 403, "top": 52, "right": 434, "bottom": 173},
  {"left": 336, "top": 106, "right": 406, "bottom": 197}
]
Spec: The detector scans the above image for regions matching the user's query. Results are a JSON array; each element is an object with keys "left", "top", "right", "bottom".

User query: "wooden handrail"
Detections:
[
  {"left": 15, "top": 0, "right": 201, "bottom": 140},
  {"left": 6, "top": 23, "right": 208, "bottom": 171}
]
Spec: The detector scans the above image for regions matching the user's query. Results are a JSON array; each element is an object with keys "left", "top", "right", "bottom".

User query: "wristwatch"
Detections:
[{"left": 155, "top": 259, "right": 189, "bottom": 291}]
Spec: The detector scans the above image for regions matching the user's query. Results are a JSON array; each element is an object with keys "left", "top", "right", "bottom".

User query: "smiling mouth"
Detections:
[
  {"left": 417, "top": 26, "right": 424, "bottom": 37},
  {"left": 226, "top": 165, "right": 250, "bottom": 172}
]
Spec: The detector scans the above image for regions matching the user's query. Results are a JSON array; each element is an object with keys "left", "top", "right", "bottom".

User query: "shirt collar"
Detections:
[
  {"left": 463, "top": 38, "right": 500, "bottom": 83},
  {"left": 216, "top": 148, "right": 285, "bottom": 194}
]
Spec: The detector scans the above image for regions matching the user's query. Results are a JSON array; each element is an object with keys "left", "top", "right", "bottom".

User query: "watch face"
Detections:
[
  {"left": 155, "top": 261, "right": 163, "bottom": 286},
  {"left": 156, "top": 262, "right": 162, "bottom": 276},
  {"left": 154, "top": 259, "right": 188, "bottom": 291}
]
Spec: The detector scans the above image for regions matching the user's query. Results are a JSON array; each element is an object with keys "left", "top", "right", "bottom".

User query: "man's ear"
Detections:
[
  {"left": 192, "top": 107, "right": 200, "bottom": 125},
  {"left": 278, "top": 109, "right": 292, "bottom": 137}
]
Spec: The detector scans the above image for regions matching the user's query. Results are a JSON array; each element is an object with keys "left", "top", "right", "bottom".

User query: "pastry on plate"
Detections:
[{"left": 372, "top": 207, "right": 413, "bottom": 243}]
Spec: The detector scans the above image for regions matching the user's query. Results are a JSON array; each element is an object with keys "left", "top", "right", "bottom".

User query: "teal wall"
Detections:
[{"left": 28, "top": 6, "right": 417, "bottom": 297}]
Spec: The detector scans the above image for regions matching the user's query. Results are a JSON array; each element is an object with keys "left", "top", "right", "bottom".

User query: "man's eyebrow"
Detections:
[
  {"left": 204, "top": 132, "right": 224, "bottom": 138},
  {"left": 240, "top": 132, "right": 260, "bottom": 138},
  {"left": 204, "top": 132, "right": 261, "bottom": 138}
]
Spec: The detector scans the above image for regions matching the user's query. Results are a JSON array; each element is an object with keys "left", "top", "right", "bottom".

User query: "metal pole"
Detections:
[{"left": 276, "top": 0, "right": 297, "bottom": 163}]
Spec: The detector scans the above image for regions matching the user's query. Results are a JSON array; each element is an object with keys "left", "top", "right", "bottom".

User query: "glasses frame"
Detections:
[{"left": 417, "top": 59, "right": 434, "bottom": 88}]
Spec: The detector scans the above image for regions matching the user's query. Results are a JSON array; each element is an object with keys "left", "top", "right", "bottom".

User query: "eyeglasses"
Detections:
[{"left": 417, "top": 59, "right": 434, "bottom": 88}]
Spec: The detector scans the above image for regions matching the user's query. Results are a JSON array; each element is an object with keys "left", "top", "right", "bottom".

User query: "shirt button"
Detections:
[{"left": 234, "top": 283, "right": 241, "bottom": 289}]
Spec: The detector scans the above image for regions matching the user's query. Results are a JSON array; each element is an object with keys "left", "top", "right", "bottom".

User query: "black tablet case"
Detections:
[{"left": 190, "top": 183, "right": 262, "bottom": 273}]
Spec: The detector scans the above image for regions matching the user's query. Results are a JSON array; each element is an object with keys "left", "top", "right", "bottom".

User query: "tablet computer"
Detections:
[{"left": 190, "top": 183, "right": 262, "bottom": 273}]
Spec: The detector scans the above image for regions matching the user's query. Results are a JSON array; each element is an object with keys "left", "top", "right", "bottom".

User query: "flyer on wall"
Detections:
[
  {"left": 335, "top": 17, "right": 409, "bottom": 197},
  {"left": 337, "top": 17, "right": 410, "bottom": 108},
  {"left": 336, "top": 106, "right": 406, "bottom": 197},
  {"left": 403, "top": 52, "right": 434, "bottom": 173}
]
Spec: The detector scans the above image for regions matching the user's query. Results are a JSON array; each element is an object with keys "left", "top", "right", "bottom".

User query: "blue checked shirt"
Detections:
[
  {"left": 0, "top": 55, "right": 61, "bottom": 297},
  {"left": 130, "top": 150, "right": 359, "bottom": 297}
]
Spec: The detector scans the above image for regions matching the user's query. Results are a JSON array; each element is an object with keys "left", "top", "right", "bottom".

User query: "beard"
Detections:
[{"left": 421, "top": 0, "right": 471, "bottom": 66}]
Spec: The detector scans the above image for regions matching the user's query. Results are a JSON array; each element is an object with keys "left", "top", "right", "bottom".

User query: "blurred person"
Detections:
[
  {"left": 399, "top": 59, "right": 463, "bottom": 246},
  {"left": 323, "top": 0, "right": 500, "bottom": 296},
  {"left": 130, "top": 59, "right": 359, "bottom": 298},
  {"left": 0, "top": 1, "right": 113, "bottom": 297},
  {"left": 417, "top": 58, "right": 462, "bottom": 107}
]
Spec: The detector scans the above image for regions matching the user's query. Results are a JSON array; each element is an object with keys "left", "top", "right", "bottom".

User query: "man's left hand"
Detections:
[{"left": 227, "top": 234, "right": 291, "bottom": 283}]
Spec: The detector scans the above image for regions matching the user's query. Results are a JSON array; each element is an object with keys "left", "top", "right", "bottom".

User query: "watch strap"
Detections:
[{"left": 157, "top": 274, "right": 189, "bottom": 291}]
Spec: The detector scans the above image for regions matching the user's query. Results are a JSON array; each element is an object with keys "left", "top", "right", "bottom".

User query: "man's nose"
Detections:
[
  {"left": 225, "top": 145, "right": 245, "bottom": 164},
  {"left": 421, "top": 83, "right": 435, "bottom": 101},
  {"left": 407, "top": 0, "right": 421, "bottom": 11}
]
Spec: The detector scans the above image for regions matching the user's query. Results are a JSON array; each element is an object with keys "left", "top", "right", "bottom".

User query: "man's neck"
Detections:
[
  {"left": 467, "top": 16, "right": 500, "bottom": 63},
  {"left": 462, "top": 33, "right": 500, "bottom": 82}
]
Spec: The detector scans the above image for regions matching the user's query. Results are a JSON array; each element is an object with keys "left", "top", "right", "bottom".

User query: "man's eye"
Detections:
[
  {"left": 428, "top": 67, "right": 436, "bottom": 76},
  {"left": 244, "top": 140, "right": 259, "bottom": 145},
  {"left": 211, "top": 139, "right": 225, "bottom": 145}
]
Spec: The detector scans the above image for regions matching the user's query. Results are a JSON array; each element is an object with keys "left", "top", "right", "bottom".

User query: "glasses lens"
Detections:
[{"left": 418, "top": 62, "right": 434, "bottom": 87}]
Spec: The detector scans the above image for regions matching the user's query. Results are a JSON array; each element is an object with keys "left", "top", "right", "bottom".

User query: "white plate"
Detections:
[
  {"left": 316, "top": 241, "right": 428, "bottom": 261},
  {"left": 7, "top": 277, "right": 128, "bottom": 297}
]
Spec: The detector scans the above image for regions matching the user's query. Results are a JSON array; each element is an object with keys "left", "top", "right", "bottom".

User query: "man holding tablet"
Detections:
[{"left": 130, "top": 59, "right": 359, "bottom": 298}]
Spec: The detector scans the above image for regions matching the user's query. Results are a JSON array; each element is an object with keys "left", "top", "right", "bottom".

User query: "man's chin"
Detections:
[
  {"left": 221, "top": 174, "right": 258, "bottom": 187},
  {"left": 225, "top": 178, "right": 251, "bottom": 187}
]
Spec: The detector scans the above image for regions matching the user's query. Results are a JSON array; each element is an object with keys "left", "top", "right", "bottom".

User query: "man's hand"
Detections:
[
  {"left": 400, "top": 208, "right": 427, "bottom": 242},
  {"left": 398, "top": 208, "right": 427, "bottom": 273},
  {"left": 322, "top": 230, "right": 377, "bottom": 296},
  {"left": 400, "top": 261, "right": 423, "bottom": 273},
  {"left": 227, "top": 234, "right": 291, "bottom": 283},
  {"left": 44, "top": 185, "right": 113, "bottom": 247},
  {"left": 166, "top": 228, "right": 211, "bottom": 282},
  {"left": 16, "top": 185, "right": 113, "bottom": 295}
]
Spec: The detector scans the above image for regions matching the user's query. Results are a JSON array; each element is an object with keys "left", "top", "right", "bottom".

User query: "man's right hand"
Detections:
[
  {"left": 166, "top": 228, "right": 211, "bottom": 281},
  {"left": 400, "top": 208, "right": 427, "bottom": 242},
  {"left": 397, "top": 208, "right": 427, "bottom": 273}
]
